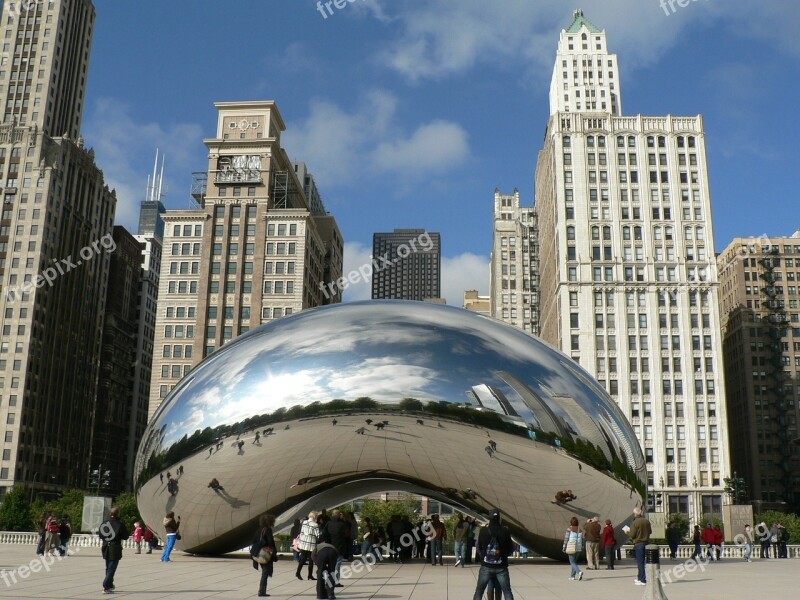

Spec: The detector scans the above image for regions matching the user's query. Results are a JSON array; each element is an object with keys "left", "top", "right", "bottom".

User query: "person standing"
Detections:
[
  {"left": 758, "top": 522, "right": 770, "bottom": 558},
  {"left": 45, "top": 513, "right": 61, "bottom": 555},
  {"left": 778, "top": 523, "right": 789, "bottom": 558},
  {"left": 160, "top": 511, "right": 180, "bottom": 562},
  {"left": 429, "top": 514, "right": 446, "bottom": 566},
  {"left": 313, "top": 541, "right": 339, "bottom": 600},
  {"left": 453, "top": 514, "right": 468, "bottom": 567},
  {"left": 702, "top": 523, "right": 716, "bottom": 560},
  {"left": 743, "top": 525, "right": 753, "bottom": 562},
  {"left": 691, "top": 525, "right": 703, "bottom": 560},
  {"left": 464, "top": 517, "right": 476, "bottom": 564},
  {"left": 712, "top": 524, "right": 724, "bottom": 561},
  {"left": 320, "top": 510, "right": 349, "bottom": 588},
  {"left": 360, "top": 517, "right": 374, "bottom": 559},
  {"left": 297, "top": 511, "right": 320, "bottom": 581},
  {"left": 133, "top": 522, "right": 143, "bottom": 554},
  {"left": 251, "top": 514, "right": 277, "bottom": 597},
  {"left": 583, "top": 517, "right": 601, "bottom": 569},
  {"left": 666, "top": 522, "right": 681, "bottom": 560},
  {"left": 601, "top": 519, "right": 616, "bottom": 570},
  {"left": 98, "top": 507, "right": 130, "bottom": 594},
  {"left": 58, "top": 517, "right": 72, "bottom": 557},
  {"left": 770, "top": 523, "right": 779, "bottom": 558},
  {"left": 472, "top": 509, "right": 515, "bottom": 599},
  {"left": 290, "top": 518, "right": 302, "bottom": 562},
  {"left": 36, "top": 511, "right": 49, "bottom": 555},
  {"left": 563, "top": 516, "right": 584, "bottom": 581},
  {"left": 143, "top": 524, "right": 156, "bottom": 554},
  {"left": 628, "top": 506, "right": 651, "bottom": 586}
]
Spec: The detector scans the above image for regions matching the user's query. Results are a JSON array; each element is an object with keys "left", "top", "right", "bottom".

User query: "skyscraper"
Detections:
[
  {"left": 535, "top": 10, "right": 729, "bottom": 518},
  {"left": 149, "top": 101, "right": 343, "bottom": 418},
  {"left": 0, "top": 0, "right": 118, "bottom": 497},
  {"left": 718, "top": 232, "right": 800, "bottom": 512},
  {"left": 490, "top": 188, "right": 539, "bottom": 335},
  {"left": 371, "top": 229, "right": 441, "bottom": 301}
]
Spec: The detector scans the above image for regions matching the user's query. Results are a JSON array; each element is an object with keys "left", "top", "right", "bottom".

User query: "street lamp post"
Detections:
[{"left": 29, "top": 472, "right": 39, "bottom": 504}]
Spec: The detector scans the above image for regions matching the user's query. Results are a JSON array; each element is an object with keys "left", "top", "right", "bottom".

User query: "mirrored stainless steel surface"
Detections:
[{"left": 135, "top": 300, "right": 645, "bottom": 559}]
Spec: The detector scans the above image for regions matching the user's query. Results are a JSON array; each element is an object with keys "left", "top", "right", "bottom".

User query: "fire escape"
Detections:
[{"left": 760, "top": 247, "right": 792, "bottom": 505}]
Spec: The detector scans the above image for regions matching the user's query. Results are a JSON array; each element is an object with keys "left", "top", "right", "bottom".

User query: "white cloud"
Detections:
[
  {"left": 342, "top": 241, "right": 374, "bottom": 301},
  {"left": 371, "top": 0, "right": 800, "bottom": 82},
  {"left": 282, "top": 90, "right": 469, "bottom": 189},
  {"left": 83, "top": 98, "right": 203, "bottom": 230},
  {"left": 441, "top": 253, "right": 489, "bottom": 307}
]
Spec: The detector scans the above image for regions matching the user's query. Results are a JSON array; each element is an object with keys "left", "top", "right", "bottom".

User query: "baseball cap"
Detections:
[{"left": 490, "top": 508, "right": 501, "bottom": 523}]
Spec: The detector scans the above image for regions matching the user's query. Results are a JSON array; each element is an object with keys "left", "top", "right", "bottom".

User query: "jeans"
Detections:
[
  {"left": 473, "top": 565, "right": 514, "bottom": 600},
  {"left": 161, "top": 533, "right": 177, "bottom": 561},
  {"left": 361, "top": 540, "right": 371, "bottom": 558},
  {"left": 454, "top": 541, "right": 465, "bottom": 565},
  {"left": 258, "top": 561, "right": 273, "bottom": 595},
  {"left": 568, "top": 554, "right": 581, "bottom": 578},
  {"left": 334, "top": 555, "right": 343, "bottom": 582},
  {"left": 431, "top": 539, "right": 443, "bottom": 564},
  {"left": 634, "top": 543, "right": 647, "bottom": 583},
  {"left": 605, "top": 544, "right": 615, "bottom": 568},
  {"left": 744, "top": 543, "right": 752, "bottom": 561},
  {"left": 103, "top": 559, "right": 119, "bottom": 591}
]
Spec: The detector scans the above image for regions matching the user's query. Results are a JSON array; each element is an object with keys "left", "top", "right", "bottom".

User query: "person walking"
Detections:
[
  {"left": 472, "top": 509, "right": 515, "bottom": 599},
  {"left": 58, "top": 517, "right": 72, "bottom": 557},
  {"left": 743, "top": 525, "right": 753, "bottom": 562},
  {"left": 98, "top": 507, "right": 130, "bottom": 594},
  {"left": 250, "top": 514, "right": 277, "bottom": 597},
  {"left": 429, "top": 514, "right": 446, "bottom": 566},
  {"left": 628, "top": 506, "right": 651, "bottom": 586},
  {"left": 297, "top": 511, "right": 320, "bottom": 581},
  {"left": 563, "top": 516, "right": 584, "bottom": 581},
  {"left": 691, "top": 525, "right": 703, "bottom": 560},
  {"left": 601, "top": 519, "right": 616, "bottom": 570},
  {"left": 702, "top": 522, "right": 716, "bottom": 560},
  {"left": 160, "top": 511, "right": 180, "bottom": 562},
  {"left": 453, "top": 514, "right": 468, "bottom": 567},
  {"left": 360, "top": 517, "right": 374, "bottom": 559},
  {"left": 666, "top": 522, "right": 681, "bottom": 559},
  {"left": 133, "top": 522, "right": 143, "bottom": 554},
  {"left": 583, "top": 517, "right": 601, "bottom": 569}
]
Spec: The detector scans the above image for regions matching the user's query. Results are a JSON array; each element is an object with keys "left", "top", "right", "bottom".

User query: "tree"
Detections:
[
  {"left": 356, "top": 497, "right": 421, "bottom": 530},
  {"left": 755, "top": 510, "right": 800, "bottom": 544},
  {"left": 668, "top": 513, "right": 691, "bottom": 543},
  {"left": 113, "top": 492, "right": 140, "bottom": 531},
  {"left": 41, "top": 489, "right": 86, "bottom": 531},
  {"left": 0, "top": 485, "right": 33, "bottom": 531}
]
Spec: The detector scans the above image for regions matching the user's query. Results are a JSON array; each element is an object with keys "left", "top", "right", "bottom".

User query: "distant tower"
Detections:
[{"left": 371, "top": 229, "right": 441, "bottom": 301}]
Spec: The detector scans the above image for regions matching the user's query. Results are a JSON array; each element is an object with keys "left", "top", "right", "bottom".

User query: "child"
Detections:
[
  {"left": 143, "top": 524, "right": 156, "bottom": 554},
  {"left": 133, "top": 522, "right": 144, "bottom": 554}
]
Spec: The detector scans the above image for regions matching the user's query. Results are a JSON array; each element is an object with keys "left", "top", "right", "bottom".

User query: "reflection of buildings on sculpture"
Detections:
[
  {"left": 495, "top": 371, "right": 570, "bottom": 438},
  {"left": 468, "top": 384, "right": 520, "bottom": 417}
]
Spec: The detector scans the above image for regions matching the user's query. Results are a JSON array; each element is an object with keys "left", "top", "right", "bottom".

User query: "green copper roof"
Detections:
[{"left": 566, "top": 9, "right": 601, "bottom": 34}]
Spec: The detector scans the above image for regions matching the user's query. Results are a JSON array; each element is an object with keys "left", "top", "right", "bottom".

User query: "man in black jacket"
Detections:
[
  {"left": 314, "top": 542, "right": 340, "bottom": 599},
  {"left": 320, "top": 510, "right": 350, "bottom": 588},
  {"left": 472, "top": 509, "right": 515, "bottom": 600},
  {"left": 98, "top": 507, "right": 130, "bottom": 594}
]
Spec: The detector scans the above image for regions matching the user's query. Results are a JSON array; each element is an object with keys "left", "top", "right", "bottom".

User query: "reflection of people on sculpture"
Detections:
[
  {"left": 331, "top": 419, "right": 338, "bottom": 426},
  {"left": 488, "top": 440, "right": 497, "bottom": 451},
  {"left": 167, "top": 478, "right": 178, "bottom": 496},
  {"left": 485, "top": 445, "right": 494, "bottom": 458},
  {"left": 554, "top": 490, "right": 577, "bottom": 504},
  {"left": 365, "top": 419, "right": 373, "bottom": 425},
  {"left": 355, "top": 427, "right": 366, "bottom": 435},
  {"left": 253, "top": 432, "right": 260, "bottom": 444},
  {"left": 375, "top": 422, "right": 385, "bottom": 430},
  {"left": 208, "top": 478, "right": 224, "bottom": 492},
  {"left": 237, "top": 441, "right": 245, "bottom": 453},
  {"left": 416, "top": 419, "right": 424, "bottom": 425}
]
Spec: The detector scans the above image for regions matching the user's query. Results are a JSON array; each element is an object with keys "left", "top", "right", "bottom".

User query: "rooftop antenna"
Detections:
[{"left": 157, "top": 153, "right": 166, "bottom": 202}]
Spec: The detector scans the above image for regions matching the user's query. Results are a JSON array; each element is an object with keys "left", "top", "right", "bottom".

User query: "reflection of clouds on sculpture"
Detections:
[{"left": 136, "top": 300, "right": 646, "bottom": 559}]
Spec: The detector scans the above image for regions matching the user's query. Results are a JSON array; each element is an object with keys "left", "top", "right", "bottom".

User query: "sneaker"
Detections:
[
  {"left": 454, "top": 559, "right": 461, "bottom": 567},
  {"left": 635, "top": 580, "right": 646, "bottom": 586},
  {"left": 578, "top": 572, "right": 583, "bottom": 581},
  {"left": 102, "top": 590, "right": 113, "bottom": 595},
  {"left": 568, "top": 577, "right": 575, "bottom": 580}
]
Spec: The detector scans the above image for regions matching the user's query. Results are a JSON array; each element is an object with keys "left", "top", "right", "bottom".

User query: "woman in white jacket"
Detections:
[{"left": 296, "top": 512, "right": 320, "bottom": 581}]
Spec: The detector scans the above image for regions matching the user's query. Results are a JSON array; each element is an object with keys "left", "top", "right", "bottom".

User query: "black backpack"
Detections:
[{"left": 484, "top": 534, "right": 503, "bottom": 565}]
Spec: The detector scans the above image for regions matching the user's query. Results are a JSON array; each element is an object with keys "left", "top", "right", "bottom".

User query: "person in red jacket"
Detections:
[
  {"left": 701, "top": 524, "right": 716, "bottom": 561},
  {"left": 712, "top": 525, "right": 724, "bottom": 561},
  {"left": 601, "top": 519, "right": 617, "bottom": 570}
]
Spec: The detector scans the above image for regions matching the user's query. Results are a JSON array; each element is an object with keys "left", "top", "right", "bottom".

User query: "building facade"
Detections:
[
  {"left": 718, "top": 232, "right": 800, "bottom": 512},
  {"left": 371, "top": 229, "right": 441, "bottom": 301},
  {"left": 149, "top": 101, "right": 343, "bottom": 418},
  {"left": 463, "top": 290, "right": 490, "bottom": 316},
  {"left": 0, "top": 0, "right": 119, "bottom": 498},
  {"left": 535, "top": 10, "right": 729, "bottom": 519},
  {"left": 489, "top": 188, "right": 539, "bottom": 335}
]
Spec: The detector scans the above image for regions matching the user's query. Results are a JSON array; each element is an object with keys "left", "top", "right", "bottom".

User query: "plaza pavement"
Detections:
[{"left": 0, "top": 546, "right": 797, "bottom": 599}]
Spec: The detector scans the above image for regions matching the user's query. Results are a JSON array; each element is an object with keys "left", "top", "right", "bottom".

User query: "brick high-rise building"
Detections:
[
  {"left": 718, "top": 232, "right": 800, "bottom": 512},
  {"left": 149, "top": 101, "right": 343, "bottom": 418},
  {"left": 534, "top": 10, "right": 729, "bottom": 519},
  {"left": 0, "top": 0, "right": 118, "bottom": 497}
]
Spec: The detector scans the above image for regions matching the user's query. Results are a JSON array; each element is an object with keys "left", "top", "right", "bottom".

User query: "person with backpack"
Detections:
[
  {"left": 563, "top": 516, "right": 584, "bottom": 581},
  {"left": 472, "top": 508, "right": 515, "bottom": 600}
]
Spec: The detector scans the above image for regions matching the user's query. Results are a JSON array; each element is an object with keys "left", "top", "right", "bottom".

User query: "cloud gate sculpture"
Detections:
[{"left": 135, "top": 301, "right": 645, "bottom": 560}]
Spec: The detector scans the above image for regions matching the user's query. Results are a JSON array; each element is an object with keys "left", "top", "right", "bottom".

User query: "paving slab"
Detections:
[{"left": 0, "top": 545, "right": 797, "bottom": 599}]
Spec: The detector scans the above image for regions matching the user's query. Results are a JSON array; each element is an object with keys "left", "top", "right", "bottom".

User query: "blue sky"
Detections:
[{"left": 86, "top": 0, "right": 800, "bottom": 303}]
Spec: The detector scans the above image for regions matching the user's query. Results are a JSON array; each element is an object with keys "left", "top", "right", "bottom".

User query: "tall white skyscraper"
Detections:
[{"left": 535, "top": 10, "right": 729, "bottom": 520}]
